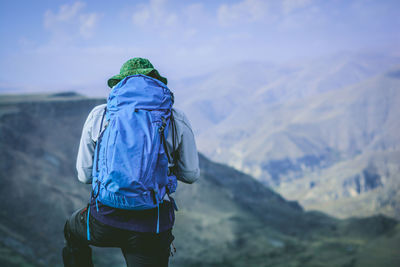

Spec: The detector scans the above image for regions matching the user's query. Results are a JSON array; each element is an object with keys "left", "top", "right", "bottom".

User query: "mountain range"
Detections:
[
  {"left": 0, "top": 93, "right": 399, "bottom": 266},
  {"left": 172, "top": 53, "right": 400, "bottom": 220}
]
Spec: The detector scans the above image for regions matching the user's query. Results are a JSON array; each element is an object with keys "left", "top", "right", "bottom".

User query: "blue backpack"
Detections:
[{"left": 90, "top": 75, "right": 178, "bottom": 233}]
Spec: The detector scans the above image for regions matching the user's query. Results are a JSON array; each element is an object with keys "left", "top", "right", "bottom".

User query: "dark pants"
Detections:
[{"left": 63, "top": 206, "right": 174, "bottom": 267}]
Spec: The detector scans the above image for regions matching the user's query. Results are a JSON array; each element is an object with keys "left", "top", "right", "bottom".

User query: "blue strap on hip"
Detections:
[
  {"left": 86, "top": 206, "right": 91, "bottom": 241},
  {"left": 156, "top": 203, "right": 160, "bottom": 234}
]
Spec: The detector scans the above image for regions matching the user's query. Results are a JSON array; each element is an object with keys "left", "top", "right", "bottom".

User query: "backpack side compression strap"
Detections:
[
  {"left": 94, "top": 107, "right": 107, "bottom": 173},
  {"left": 160, "top": 113, "right": 178, "bottom": 175},
  {"left": 160, "top": 113, "right": 179, "bottom": 212}
]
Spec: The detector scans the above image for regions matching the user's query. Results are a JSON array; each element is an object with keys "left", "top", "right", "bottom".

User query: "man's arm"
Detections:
[
  {"left": 76, "top": 107, "right": 100, "bottom": 184},
  {"left": 170, "top": 110, "right": 200, "bottom": 184},
  {"left": 76, "top": 104, "right": 107, "bottom": 183}
]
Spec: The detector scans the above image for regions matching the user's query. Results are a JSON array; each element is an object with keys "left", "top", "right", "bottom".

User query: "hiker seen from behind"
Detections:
[{"left": 63, "top": 57, "right": 200, "bottom": 267}]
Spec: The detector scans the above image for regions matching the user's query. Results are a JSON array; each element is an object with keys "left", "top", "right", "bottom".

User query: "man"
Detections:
[{"left": 63, "top": 58, "right": 200, "bottom": 267}]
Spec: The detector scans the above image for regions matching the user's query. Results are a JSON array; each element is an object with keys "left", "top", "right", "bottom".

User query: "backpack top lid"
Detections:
[{"left": 107, "top": 74, "right": 173, "bottom": 117}]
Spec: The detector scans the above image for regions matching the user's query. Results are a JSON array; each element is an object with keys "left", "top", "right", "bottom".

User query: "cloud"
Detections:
[
  {"left": 183, "top": 3, "right": 206, "bottom": 24},
  {"left": 282, "top": 0, "right": 314, "bottom": 14},
  {"left": 131, "top": 0, "right": 209, "bottom": 40},
  {"left": 217, "top": 0, "right": 269, "bottom": 26},
  {"left": 132, "top": 0, "right": 178, "bottom": 28},
  {"left": 79, "top": 13, "right": 99, "bottom": 38},
  {"left": 44, "top": 2, "right": 100, "bottom": 40},
  {"left": 44, "top": 2, "right": 85, "bottom": 27},
  {"left": 217, "top": 0, "right": 317, "bottom": 27}
]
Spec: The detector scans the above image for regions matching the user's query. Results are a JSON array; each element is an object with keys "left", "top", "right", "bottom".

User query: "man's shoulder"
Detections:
[
  {"left": 172, "top": 108, "right": 193, "bottom": 130},
  {"left": 172, "top": 108, "right": 185, "bottom": 120},
  {"left": 89, "top": 104, "right": 107, "bottom": 118},
  {"left": 172, "top": 108, "right": 188, "bottom": 123}
]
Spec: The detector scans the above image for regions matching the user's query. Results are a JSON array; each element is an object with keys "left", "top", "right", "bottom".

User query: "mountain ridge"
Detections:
[
  {"left": 0, "top": 94, "right": 399, "bottom": 266},
  {"left": 173, "top": 54, "right": 400, "bottom": 220}
]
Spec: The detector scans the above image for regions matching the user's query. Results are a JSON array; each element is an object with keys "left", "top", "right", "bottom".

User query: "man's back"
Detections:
[
  {"left": 63, "top": 57, "right": 199, "bottom": 267},
  {"left": 77, "top": 103, "right": 200, "bottom": 186}
]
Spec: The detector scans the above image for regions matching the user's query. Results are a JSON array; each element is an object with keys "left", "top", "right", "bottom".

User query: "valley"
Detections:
[{"left": 0, "top": 93, "right": 399, "bottom": 266}]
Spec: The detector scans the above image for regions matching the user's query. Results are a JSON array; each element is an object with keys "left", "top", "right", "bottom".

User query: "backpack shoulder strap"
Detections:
[
  {"left": 94, "top": 106, "right": 107, "bottom": 174},
  {"left": 170, "top": 111, "right": 178, "bottom": 166},
  {"left": 98, "top": 106, "right": 107, "bottom": 136},
  {"left": 160, "top": 111, "right": 178, "bottom": 170}
]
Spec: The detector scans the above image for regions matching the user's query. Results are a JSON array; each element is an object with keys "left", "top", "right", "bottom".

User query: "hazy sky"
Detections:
[{"left": 0, "top": 0, "right": 399, "bottom": 95}]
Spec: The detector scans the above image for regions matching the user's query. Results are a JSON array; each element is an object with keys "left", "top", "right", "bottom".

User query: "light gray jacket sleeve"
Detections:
[
  {"left": 167, "top": 109, "right": 200, "bottom": 184},
  {"left": 76, "top": 104, "right": 106, "bottom": 184}
]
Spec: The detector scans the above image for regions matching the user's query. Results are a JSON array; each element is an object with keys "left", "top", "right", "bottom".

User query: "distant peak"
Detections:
[{"left": 49, "top": 91, "right": 81, "bottom": 97}]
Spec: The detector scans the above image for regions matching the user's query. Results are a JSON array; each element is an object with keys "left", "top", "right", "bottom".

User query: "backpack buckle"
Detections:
[{"left": 159, "top": 117, "right": 167, "bottom": 132}]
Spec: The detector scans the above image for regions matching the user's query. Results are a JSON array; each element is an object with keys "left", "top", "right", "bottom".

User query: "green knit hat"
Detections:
[{"left": 107, "top": 58, "right": 168, "bottom": 88}]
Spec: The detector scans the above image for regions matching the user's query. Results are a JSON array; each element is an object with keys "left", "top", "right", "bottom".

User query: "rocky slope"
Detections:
[
  {"left": 173, "top": 53, "right": 400, "bottom": 219},
  {"left": 0, "top": 93, "right": 399, "bottom": 267}
]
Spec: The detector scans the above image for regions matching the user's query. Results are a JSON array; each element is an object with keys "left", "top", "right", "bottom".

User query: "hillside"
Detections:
[
  {"left": 0, "top": 93, "right": 399, "bottom": 266},
  {"left": 173, "top": 54, "right": 400, "bottom": 219}
]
